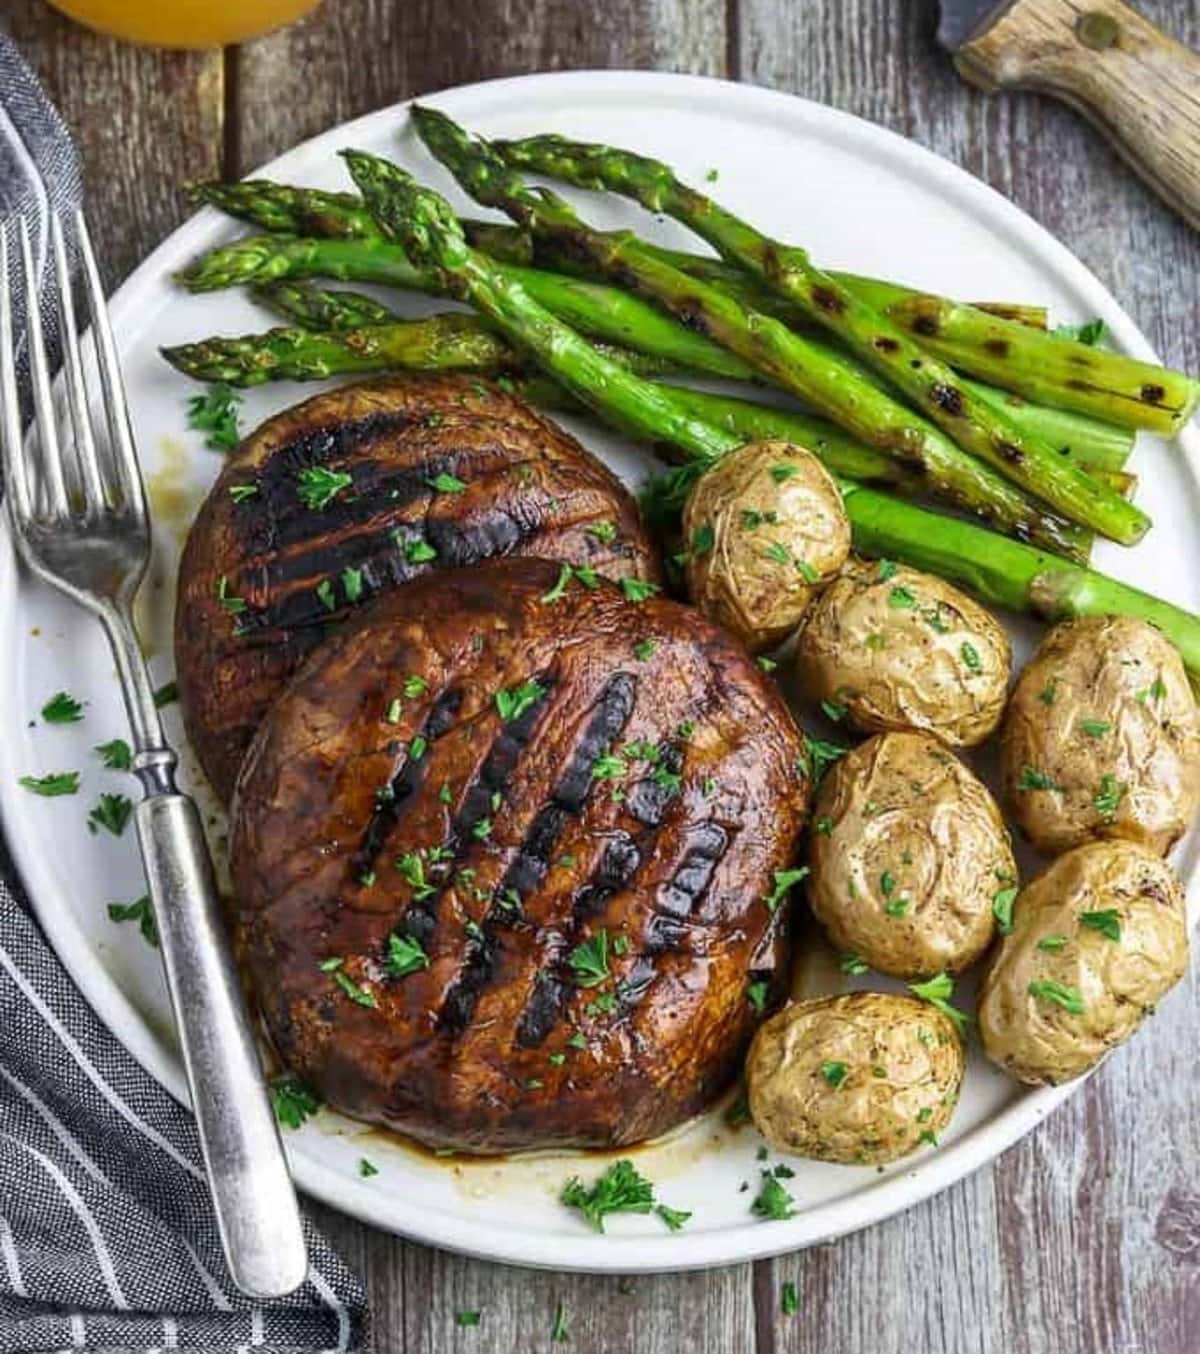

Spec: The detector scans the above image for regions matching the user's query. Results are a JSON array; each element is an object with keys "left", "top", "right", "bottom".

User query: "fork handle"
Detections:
[{"left": 135, "top": 792, "right": 309, "bottom": 1297}]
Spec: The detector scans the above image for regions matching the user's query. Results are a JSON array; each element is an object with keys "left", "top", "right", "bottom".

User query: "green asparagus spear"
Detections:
[
  {"left": 340, "top": 152, "right": 1200, "bottom": 672},
  {"left": 486, "top": 126, "right": 1149, "bottom": 545},
  {"left": 412, "top": 107, "right": 1141, "bottom": 546},
  {"left": 253, "top": 279, "right": 397, "bottom": 330}
]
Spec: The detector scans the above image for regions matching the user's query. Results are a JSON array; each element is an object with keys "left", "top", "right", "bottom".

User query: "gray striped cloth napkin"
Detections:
[{"left": 0, "top": 31, "right": 369, "bottom": 1353}]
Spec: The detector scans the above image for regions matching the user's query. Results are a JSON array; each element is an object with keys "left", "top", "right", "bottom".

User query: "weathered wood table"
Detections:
[{"left": 9, "top": 1, "right": 1200, "bottom": 1349}]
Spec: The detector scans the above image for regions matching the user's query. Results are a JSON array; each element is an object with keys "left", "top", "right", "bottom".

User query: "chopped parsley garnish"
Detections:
[
  {"left": 584, "top": 991, "right": 617, "bottom": 1017},
  {"left": 1079, "top": 719, "right": 1111, "bottom": 739},
  {"left": 750, "top": 1170, "right": 796, "bottom": 1220},
  {"left": 1053, "top": 318, "right": 1108, "bottom": 346},
  {"left": 1037, "top": 934, "right": 1067, "bottom": 952},
  {"left": 186, "top": 383, "right": 242, "bottom": 451},
  {"left": 765, "top": 541, "right": 791, "bottom": 566},
  {"left": 747, "top": 980, "right": 770, "bottom": 1014},
  {"left": 764, "top": 867, "right": 809, "bottom": 914},
  {"left": 403, "top": 674, "right": 428, "bottom": 699},
  {"left": 385, "top": 698, "right": 402, "bottom": 725},
  {"left": 908, "top": 972, "right": 970, "bottom": 1037},
  {"left": 87, "top": 792, "right": 133, "bottom": 837},
  {"left": 332, "top": 969, "right": 376, "bottom": 1008},
  {"left": 585, "top": 519, "right": 618, "bottom": 544},
  {"left": 690, "top": 523, "right": 715, "bottom": 557},
  {"left": 539, "top": 562, "right": 595, "bottom": 604},
  {"left": 567, "top": 930, "right": 610, "bottom": 988},
  {"left": 409, "top": 735, "right": 427, "bottom": 761},
  {"left": 650, "top": 764, "right": 682, "bottom": 796},
  {"left": 396, "top": 851, "right": 434, "bottom": 897},
  {"left": 296, "top": 464, "right": 353, "bottom": 510},
  {"left": 216, "top": 575, "right": 247, "bottom": 614},
  {"left": 495, "top": 680, "right": 544, "bottom": 723},
  {"left": 1028, "top": 979, "right": 1085, "bottom": 1014},
  {"left": 797, "top": 558, "right": 819, "bottom": 584},
  {"left": 877, "top": 559, "right": 898, "bottom": 581},
  {"left": 781, "top": 1280, "right": 799, "bottom": 1316},
  {"left": 95, "top": 739, "right": 132, "bottom": 771},
  {"left": 592, "top": 751, "right": 627, "bottom": 780},
  {"left": 705, "top": 167, "right": 719, "bottom": 182},
  {"left": 880, "top": 870, "right": 897, "bottom": 897},
  {"left": 228, "top": 483, "right": 258, "bottom": 504},
  {"left": 341, "top": 566, "right": 364, "bottom": 603},
  {"left": 405, "top": 539, "right": 438, "bottom": 564},
  {"left": 1137, "top": 675, "right": 1168, "bottom": 705},
  {"left": 888, "top": 585, "right": 917, "bottom": 609},
  {"left": 471, "top": 816, "right": 493, "bottom": 840},
  {"left": 655, "top": 1203, "right": 692, "bottom": 1232},
  {"left": 315, "top": 578, "right": 337, "bottom": 612},
  {"left": 386, "top": 932, "right": 429, "bottom": 978},
  {"left": 757, "top": 656, "right": 778, "bottom": 673},
  {"left": 1081, "top": 908, "right": 1121, "bottom": 942},
  {"left": 561, "top": 1159, "right": 655, "bottom": 1231},
  {"left": 1017, "top": 767, "right": 1061, "bottom": 792},
  {"left": 454, "top": 1311, "right": 481, "bottom": 1328},
  {"left": 1039, "top": 678, "right": 1060, "bottom": 706},
  {"left": 1093, "top": 774, "right": 1126, "bottom": 821},
  {"left": 814, "top": 817, "right": 833, "bottom": 836},
  {"left": 567, "top": 1031, "right": 588, "bottom": 1050},
  {"left": 41, "top": 691, "right": 83, "bottom": 724},
  {"left": 359, "top": 1158, "right": 379, "bottom": 1178},
  {"left": 821, "top": 1060, "right": 847, "bottom": 1088},
  {"left": 269, "top": 1076, "right": 320, "bottom": 1129},
  {"left": 798, "top": 734, "right": 847, "bottom": 785},
  {"left": 960, "top": 642, "right": 982, "bottom": 673},
  {"left": 840, "top": 952, "right": 869, "bottom": 976},
  {"left": 770, "top": 463, "right": 799, "bottom": 483},
  {"left": 820, "top": 698, "right": 847, "bottom": 723},
  {"left": 992, "top": 886, "right": 1018, "bottom": 934},
  {"left": 621, "top": 577, "right": 660, "bottom": 604},
  {"left": 551, "top": 1301, "right": 569, "bottom": 1344},
  {"left": 153, "top": 680, "right": 178, "bottom": 708},
  {"left": 107, "top": 895, "right": 157, "bottom": 947},
  {"left": 427, "top": 471, "right": 467, "bottom": 494},
  {"left": 632, "top": 638, "right": 657, "bottom": 661},
  {"left": 438, "top": 781, "right": 453, "bottom": 804}
]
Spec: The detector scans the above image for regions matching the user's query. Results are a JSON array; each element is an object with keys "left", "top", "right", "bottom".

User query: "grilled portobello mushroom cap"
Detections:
[
  {"left": 176, "top": 374, "right": 660, "bottom": 801},
  {"left": 231, "top": 558, "right": 810, "bottom": 1154}
]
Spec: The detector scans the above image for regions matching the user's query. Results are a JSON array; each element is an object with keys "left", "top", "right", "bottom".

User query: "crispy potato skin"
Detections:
[
  {"left": 1001, "top": 616, "right": 1200, "bottom": 857},
  {"left": 683, "top": 440, "right": 849, "bottom": 654},
  {"left": 746, "top": 992, "right": 964, "bottom": 1165},
  {"left": 176, "top": 374, "right": 661, "bottom": 802},
  {"left": 979, "top": 840, "right": 1188, "bottom": 1086},
  {"left": 231, "top": 558, "right": 810, "bottom": 1154},
  {"left": 808, "top": 732, "right": 1016, "bottom": 977},
  {"left": 792, "top": 558, "right": 1011, "bottom": 745}
]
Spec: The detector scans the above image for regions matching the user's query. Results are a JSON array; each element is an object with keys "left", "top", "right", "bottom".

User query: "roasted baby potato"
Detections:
[
  {"left": 978, "top": 839, "right": 1188, "bottom": 1086},
  {"left": 792, "top": 557, "right": 1011, "bottom": 745},
  {"left": 1001, "top": 615, "right": 1200, "bottom": 857},
  {"left": 746, "top": 992, "right": 965, "bottom": 1164},
  {"left": 808, "top": 731, "right": 1016, "bottom": 977},
  {"left": 683, "top": 439, "right": 850, "bottom": 653}
]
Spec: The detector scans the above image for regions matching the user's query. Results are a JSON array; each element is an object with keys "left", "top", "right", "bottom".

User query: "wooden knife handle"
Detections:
[{"left": 955, "top": 0, "right": 1200, "bottom": 230}]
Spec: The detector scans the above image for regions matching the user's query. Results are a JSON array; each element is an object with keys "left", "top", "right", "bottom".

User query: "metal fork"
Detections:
[{"left": 0, "top": 213, "right": 308, "bottom": 1299}]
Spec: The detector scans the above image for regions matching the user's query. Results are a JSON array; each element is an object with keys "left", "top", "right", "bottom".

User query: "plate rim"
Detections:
[{"left": 2, "top": 67, "right": 1196, "bottom": 1273}]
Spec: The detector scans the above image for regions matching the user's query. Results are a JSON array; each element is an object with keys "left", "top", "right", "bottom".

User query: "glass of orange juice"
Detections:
[{"left": 45, "top": 0, "right": 322, "bottom": 48}]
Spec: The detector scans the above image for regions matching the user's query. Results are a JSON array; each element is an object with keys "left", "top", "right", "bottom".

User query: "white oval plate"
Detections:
[{"left": 2, "top": 71, "right": 1197, "bottom": 1273}]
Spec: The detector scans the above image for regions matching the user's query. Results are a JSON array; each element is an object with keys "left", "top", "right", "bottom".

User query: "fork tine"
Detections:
[
  {"left": 74, "top": 211, "right": 145, "bottom": 520},
  {"left": 51, "top": 215, "right": 106, "bottom": 513},
  {"left": 0, "top": 230, "right": 34, "bottom": 525},
  {"left": 19, "top": 218, "right": 69, "bottom": 517}
]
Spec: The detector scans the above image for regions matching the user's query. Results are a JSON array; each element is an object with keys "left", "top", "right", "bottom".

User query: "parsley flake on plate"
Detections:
[
  {"left": 95, "top": 739, "right": 132, "bottom": 771},
  {"left": 153, "top": 680, "right": 179, "bottom": 708},
  {"left": 186, "top": 383, "right": 241, "bottom": 451},
  {"left": 550, "top": 1301, "right": 569, "bottom": 1344},
  {"left": 454, "top": 1310, "right": 481, "bottom": 1328},
  {"left": 386, "top": 932, "right": 429, "bottom": 978},
  {"left": 19, "top": 771, "right": 80, "bottom": 797},
  {"left": 41, "top": 691, "right": 83, "bottom": 724},
  {"left": 358, "top": 1158, "right": 379, "bottom": 1178},
  {"left": 108, "top": 895, "right": 158, "bottom": 947},
  {"left": 764, "top": 867, "right": 809, "bottom": 915},
  {"left": 750, "top": 1170, "right": 796, "bottom": 1221},
  {"left": 269, "top": 1076, "right": 320, "bottom": 1129},
  {"left": 427, "top": 471, "right": 467, "bottom": 494},
  {"left": 747, "top": 980, "right": 770, "bottom": 1014},
  {"left": 621, "top": 577, "right": 660, "bottom": 603},
  {"left": 781, "top": 1280, "right": 799, "bottom": 1316},
  {"left": 561, "top": 1159, "right": 654, "bottom": 1232},
  {"left": 87, "top": 792, "right": 133, "bottom": 837}
]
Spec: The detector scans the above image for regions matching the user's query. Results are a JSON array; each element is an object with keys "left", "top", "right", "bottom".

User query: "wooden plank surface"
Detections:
[{"left": 9, "top": 0, "right": 1200, "bottom": 1349}]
